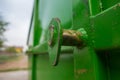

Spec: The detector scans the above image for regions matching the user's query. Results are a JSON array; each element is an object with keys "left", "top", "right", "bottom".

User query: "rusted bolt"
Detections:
[
  {"left": 62, "top": 30, "right": 83, "bottom": 46},
  {"left": 48, "top": 18, "right": 88, "bottom": 66}
]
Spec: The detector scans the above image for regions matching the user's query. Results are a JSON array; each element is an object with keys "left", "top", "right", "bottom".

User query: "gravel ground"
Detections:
[{"left": 0, "top": 70, "right": 28, "bottom": 80}]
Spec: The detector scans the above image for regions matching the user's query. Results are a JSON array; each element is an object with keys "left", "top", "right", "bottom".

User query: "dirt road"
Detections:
[
  {"left": 0, "top": 70, "right": 28, "bottom": 80},
  {"left": 0, "top": 55, "right": 28, "bottom": 71}
]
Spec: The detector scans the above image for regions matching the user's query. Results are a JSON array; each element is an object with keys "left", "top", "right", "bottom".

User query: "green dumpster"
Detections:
[{"left": 27, "top": 0, "right": 120, "bottom": 80}]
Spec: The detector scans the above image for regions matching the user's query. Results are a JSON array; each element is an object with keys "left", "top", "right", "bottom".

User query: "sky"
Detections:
[{"left": 0, "top": 0, "right": 34, "bottom": 49}]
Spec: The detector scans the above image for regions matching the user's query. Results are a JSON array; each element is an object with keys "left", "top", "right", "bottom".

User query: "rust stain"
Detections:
[
  {"left": 75, "top": 69, "right": 88, "bottom": 79},
  {"left": 113, "top": 3, "right": 120, "bottom": 10},
  {"left": 118, "top": 3, "right": 120, "bottom": 7},
  {"left": 75, "top": 69, "right": 87, "bottom": 75}
]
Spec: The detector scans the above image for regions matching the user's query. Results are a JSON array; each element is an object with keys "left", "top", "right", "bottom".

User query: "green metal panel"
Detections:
[
  {"left": 88, "top": 0, "right": 101, "bottom": 15},
  {"left": 73, "top": 0, "right": 89, "bottom": 30},
  {"left": 108, "top": 51, "right": 120, "bottom": 80},
  {"left": 39, "top": 0, "right": 72, "bottom": 43},
  {"left": 28, "top": 55, "right": 37, "bottom": 80},
  {"left": 28, "top": 0, "right": 74, "bottom": 80},
  {"left": 74, "top": 47, "right": 108, "bottom": 80},
  {"left": 94, "top": 50, "right": 120, "bottom": 80},
  {"left": 90, "top": 3, "right": 120, "bottom": 50},
  {"left": 73, "top": 1, "right": 109, "bottom": 79},
  {"left": 28, "top": 0, "right": 73, "bottom": 54},
  {"left": 34, "top": 0, "right": 42, "bottom": 46},
  {"left": 36, "top": 53, "right": 74, "bottom": 80},
  {"left": 73, "top": 0, "right": 107, "bottom": 80},
  {"left": 27, "top": 0, "right": 120, "bottom": 80},
  {"left": 101, "top": 0, "right": 120, "bottom": 10}
]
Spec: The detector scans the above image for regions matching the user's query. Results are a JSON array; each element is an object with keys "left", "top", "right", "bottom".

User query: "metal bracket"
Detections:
[{"left": 48, "top": 18, "right": 88, "bottom": 66}]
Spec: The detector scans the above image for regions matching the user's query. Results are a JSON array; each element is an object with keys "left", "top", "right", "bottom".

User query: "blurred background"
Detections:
[{"left": 0, "top": 0, "right": 34, "bottom": 80}]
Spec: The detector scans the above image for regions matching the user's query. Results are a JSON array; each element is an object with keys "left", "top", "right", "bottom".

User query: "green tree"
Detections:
[
  {"left": 5, "top": 46, "right": 17, "bottom": 53},
  {"left": 0, "top": 15, "right": 9, "bottom": 47}
]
